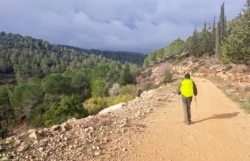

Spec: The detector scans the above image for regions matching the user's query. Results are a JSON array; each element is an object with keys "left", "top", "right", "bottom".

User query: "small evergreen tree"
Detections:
[
  {"left": 216, "top": 3, "right": 227, "bottom": 59},
  {"left": 189, "top": 26, "right": 200, "bottom": 57},
  {"left": 10, "top": 84, "right": 43, "bottom": 122},
  {"left": 119, "top": 62, "right": 134, "bottom": 86}
]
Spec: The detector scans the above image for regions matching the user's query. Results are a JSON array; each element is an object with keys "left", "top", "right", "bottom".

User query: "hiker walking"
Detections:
[{"left": 177, "top": 73, "right": 198, "bottom": 125}]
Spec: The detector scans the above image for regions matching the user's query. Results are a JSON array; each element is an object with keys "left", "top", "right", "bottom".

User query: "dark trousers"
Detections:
[{"left": 182, "top": 96, "right": 192, "bottom": 122}]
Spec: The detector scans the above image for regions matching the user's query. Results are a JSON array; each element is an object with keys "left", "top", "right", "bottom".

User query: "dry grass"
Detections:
[
  {"left": 134, "top": 123, "right": 147, "bottom": 128},
  {"left": 235, "top": 83, "right": 250, "bottom": 97},
  {"left": 208, "top": 78, "right": 250, "bottom": 113},
  {"left": 87, "top": 115, "right": 113, "bottom": 127}
]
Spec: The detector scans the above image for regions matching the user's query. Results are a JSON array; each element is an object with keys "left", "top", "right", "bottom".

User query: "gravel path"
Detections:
[{"left": 104, "top": 77, "right": 250, "bottom": 161}]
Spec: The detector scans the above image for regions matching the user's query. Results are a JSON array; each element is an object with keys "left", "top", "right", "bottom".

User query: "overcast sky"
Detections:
[{"left": 0, "top": 0, "right": 246, "bottom": 54}]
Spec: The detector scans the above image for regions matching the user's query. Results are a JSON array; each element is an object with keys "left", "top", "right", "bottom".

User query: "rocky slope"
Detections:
[
  {"left": 171, "top": 55, "right": 250, "bottom": 101},
  {"left": 0, "top": 84, "right": 175, "bottom": 161}
]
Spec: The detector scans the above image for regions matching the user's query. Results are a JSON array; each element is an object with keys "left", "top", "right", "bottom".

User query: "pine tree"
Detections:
[
  {"left": 207, "top": 17, "right": 216, "bottom": 54},
  {"left": 119, "top": 62, "right": 133, "bottom": 86},
  {"left": 189, "top": 26, "right": 199, "bottom": 57},
  {"left": 221, "top": 8, "right": 250, "bottom": 63},
  {"left": 245, "top": 0, "right": 250, "bottom": 8},
  {"left": 215, "top": 3, "right": 227, "bottom": 59},
  {"left": 219, "top": 2, "right": 227, "bottom": 42},
  {"left": 215, "top": 25, "right": 220, "bottom": 59},
  {"left": 200, "top": 21, "right": 210, "bottom": 56},
  {"left": 242, "top": 0, "right": 250, "bottom": 12}
]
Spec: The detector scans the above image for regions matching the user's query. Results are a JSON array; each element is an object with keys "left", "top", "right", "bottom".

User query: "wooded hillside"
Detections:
[
  {"left": 0, "top": 32, "right": 146, "bottom": 83},
  {"left": 0, "top": 32, "right": 147, "bottom": 138},
  {"left": 144, "top": 1, "right": 250, "bottom": 67}
]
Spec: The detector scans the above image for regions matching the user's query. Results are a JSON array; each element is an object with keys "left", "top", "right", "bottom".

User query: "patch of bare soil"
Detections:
[{"left": 94, "top": 77, "right": 250, "bottom": 161}]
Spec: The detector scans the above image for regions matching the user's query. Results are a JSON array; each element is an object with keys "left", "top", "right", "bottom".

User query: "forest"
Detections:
[
  {"left": 58, "top": 45, "right": 146, "bottom": 66},
  {"left": 0, "top": 32, "right": 145, "bottom": 138},
  {"left": 143, "top": 1, "right": 250, "bottom": 68}
]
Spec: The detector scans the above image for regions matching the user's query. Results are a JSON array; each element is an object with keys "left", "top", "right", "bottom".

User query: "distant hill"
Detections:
[
  {"left": 0, "top": 31, "right": 146, "bottom": 83},
  {"left": 59, "top": 45, "right": 147, "bottom": 66}
]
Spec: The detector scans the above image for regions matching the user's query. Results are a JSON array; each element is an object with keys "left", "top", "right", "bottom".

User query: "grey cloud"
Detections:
[{"left": 0, "top": 0, "right": 246, "bottom": 54}]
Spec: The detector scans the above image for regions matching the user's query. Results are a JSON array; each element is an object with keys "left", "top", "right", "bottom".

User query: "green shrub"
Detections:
[
  {"left": 85, "top": 97, "right": 107, "bottom": 115},
  {"left": 225, "top": 65, "right": 232, "bottom": 71},
  {"left": 59, "top": 94, "right": 88, "bottom": 118},
  {"left": 191, "top": 67, "right": 199, "bottom": 74},
  {"left": 87, "top": 106, "right": 103, "bottom": 115},
  {"left": 141, "top": 82, "right": 159, "bottom": 91},
  {"left": 8, "top": 79, "right": 17, "bottom": 85},
  {"left": 162, "top": 71, "right": 172, "bottom": 84},
  {"left": 221, "top": 57, "right": 229, "bottom": 65},
  {"left": 85, "top": 93, "right": 136, "bottom": 115},
  {"left": 182, "top": 62, "right": 187, "bottom": 66},
  {"left": 28, "top": 105, "right": 46, "bottom": 127},
  {"left": 44, "top": 119, "right": 54, "bottom": 127},
  {"left": 137, "top": 89, "right": 143, "bottom": 97},
  {"left": 107, "top": 94, "right": 135, "bottom": 107},
  {"left": 192, "top": 58, "right": 199, "bottom": 63},
  {"left": 30, "top": 94, "right": 89, "bottom": 128},
  {"left": 142, "top": 69, "right": 152, "bottom": 78},
  {"left": 119, "top": 85, "right": 137, "bottom": 95},
  {"left": 242, "top": 98, "right": 250, "bottom": 111}
]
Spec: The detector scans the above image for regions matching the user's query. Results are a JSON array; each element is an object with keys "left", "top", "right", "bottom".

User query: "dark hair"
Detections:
[{"left": 184, "top": 73, "right": 190, "bottom": 79}]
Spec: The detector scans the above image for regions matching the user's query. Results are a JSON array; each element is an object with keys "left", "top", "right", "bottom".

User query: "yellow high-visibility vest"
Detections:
[{"left": 180, "top": 79, "right": 194, "bottom": 97}]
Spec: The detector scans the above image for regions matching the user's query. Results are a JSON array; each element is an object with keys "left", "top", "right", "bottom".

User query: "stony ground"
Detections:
[
  {"left": 1, "top": 75, "right": 250, "bottom": 161},
  {"left": 0, "top": 78, "right": 175, "bottom": 161},
  {"left": 106, "top": 76, "right": 250, "bottom": 161}
]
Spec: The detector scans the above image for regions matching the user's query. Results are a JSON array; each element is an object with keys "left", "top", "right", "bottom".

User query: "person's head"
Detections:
[{"left": 184, "top": 73, "right": 190, "bottom": 79}]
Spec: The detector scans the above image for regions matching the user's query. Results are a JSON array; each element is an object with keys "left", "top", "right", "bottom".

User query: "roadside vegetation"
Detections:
[{"left": 242, "top": 98, "right": 250, "bottom": 111}]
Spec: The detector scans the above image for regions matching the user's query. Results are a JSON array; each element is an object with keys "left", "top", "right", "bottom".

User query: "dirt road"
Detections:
[{"left": 119, "top": 77, "right": 250, "bottom": 161}]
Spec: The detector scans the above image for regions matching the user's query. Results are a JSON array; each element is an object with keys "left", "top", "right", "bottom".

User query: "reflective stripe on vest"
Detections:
[{"left": 180, "top": 79, "right": 194, "bottom": 97}]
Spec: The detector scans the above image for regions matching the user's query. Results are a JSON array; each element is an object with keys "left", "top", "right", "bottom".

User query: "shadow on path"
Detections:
[{"left": 191, "top": 112, "right": 239, "bottom": 124}]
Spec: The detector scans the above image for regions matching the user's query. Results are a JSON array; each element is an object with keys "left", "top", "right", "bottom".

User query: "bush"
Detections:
[
  {"left": 85, "top": 93, "right": 136, "bottom": 115},
  {"left": 225, "top": 65, "right": 232, "bottom": 71},
  {"left": 106, "top": 94, "right": 135, "bottom": 107},
  {"left": 242, "top": 98, "right": 250, "bottom": 111},
  {"left": 140, "top": 82, "right": 159, "bottom": 91},
  {"left": 85, "top": 97, "right": 107, "bottom": 115},
  {"left": 30, "top": 94, "right": 89, "bottom": 128},
  {"left": 119, "top": 85, "right": 137, "bottom": 95},
  {"left": 192, "top": 58, "right": 199, "bottom": 63},
  {"left": 191, "top": 67, "right": 199, "bottom": 74},
  {"left": 28, "top": 105, "right": 46, "bottom": 127},
  {"left": 141, "top": 69, "right": 152, "bottom": 78},
  {"left": 221, "top": 57, "right": 229, "bottom": 65},
  {"left": 162, "top": 71, "right": 172, "bottom": 84},
  {"left": 182, "top": 62, "right": 187, "bottom": 66},
  {"left": 137, "top": 89, "right": 143, "bottom": 97},
  {"left": 8, "top": 79, "right": 17, "bottom": 85}
]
